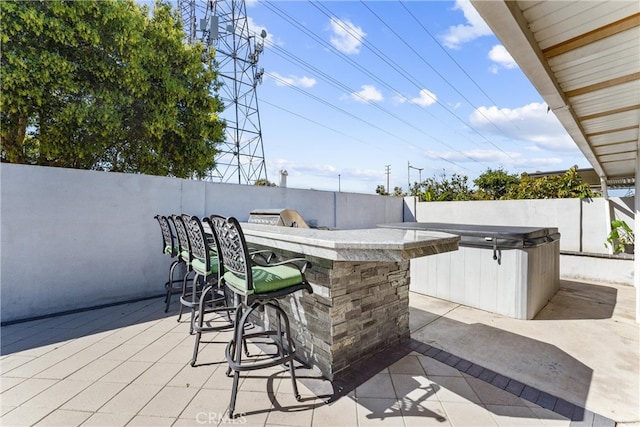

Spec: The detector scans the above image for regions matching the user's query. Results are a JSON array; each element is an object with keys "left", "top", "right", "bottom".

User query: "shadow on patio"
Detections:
[{"left": 1, "top": 280, "right": 637, "bottom": 426}]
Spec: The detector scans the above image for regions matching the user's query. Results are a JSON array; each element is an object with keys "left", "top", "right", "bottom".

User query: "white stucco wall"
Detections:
[
  {"left": 1, "top": 164, "right": 177, "bottom": 322},
  {"left": 1, "top": 164, "right": 633, "bottom": 322},
  {"left": 405, "top": 196, "right": 635, "bottom": 255},
  {"left": 0, "top": 164, "right": 403, "bottom": 323}
]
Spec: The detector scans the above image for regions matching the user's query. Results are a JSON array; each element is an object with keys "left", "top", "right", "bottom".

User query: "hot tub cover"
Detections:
[{"left": 379, "top": 222, "right": 560, "bottom": 249}]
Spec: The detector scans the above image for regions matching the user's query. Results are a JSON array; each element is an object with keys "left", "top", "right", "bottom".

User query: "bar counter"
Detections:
[{"left": 240, "top": 223, "right": 460, "bottom": 380}]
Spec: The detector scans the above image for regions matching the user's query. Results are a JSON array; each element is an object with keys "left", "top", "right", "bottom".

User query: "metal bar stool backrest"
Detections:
[
  {"left": 204, "top": 215, "right": 227, "bottom": 279},
  {"left": 186, "top": 215, "right": 234, "bottom": 367},
  {"left": 155, "top": 215, "right": 178, "bottom": 257},
  {"left": 171, "top": 214, "right": 192, "bottom": 264},
  {"left": 185, "top": 216, "right": 212, "bottom": 274},
  {"left": 210, "top": 216, "right": 254, "bottom": 293},
  {"left": 155, "top": 214, "right": 182, "bottom": 312}
]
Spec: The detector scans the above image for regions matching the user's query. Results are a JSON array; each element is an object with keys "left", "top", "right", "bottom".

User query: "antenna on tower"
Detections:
[{"left": 177, "top": 0, "right": 268, "bottom": 185}]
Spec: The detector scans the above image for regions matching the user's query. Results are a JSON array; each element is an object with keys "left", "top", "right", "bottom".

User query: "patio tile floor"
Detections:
[{"left": 1, "top": 280, "right": 637, "bottom": 427}]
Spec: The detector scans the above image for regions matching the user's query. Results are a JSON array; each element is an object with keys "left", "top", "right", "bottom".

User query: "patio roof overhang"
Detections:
[
  {"left": 527, "top": 167, "right": 637, "bottom": 190},
  {"left": 470, "top": 1, "right": 640, "bottom": 189}
]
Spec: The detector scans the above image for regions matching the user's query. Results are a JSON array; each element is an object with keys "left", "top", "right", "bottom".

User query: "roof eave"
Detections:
[{"left": 470, "top": 0, "right": 607, "bottom": 179}]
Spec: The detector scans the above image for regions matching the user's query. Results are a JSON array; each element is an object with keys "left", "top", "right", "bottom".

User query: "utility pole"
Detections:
[
  {"left": 408, "top": 162, "right": 424, "bottom": 194},
  {"left": 385, "top": 165, "right": 391, "bottom": 194},
  {"left": 407, "top": 161, "right": 410, "bottom": 193}
]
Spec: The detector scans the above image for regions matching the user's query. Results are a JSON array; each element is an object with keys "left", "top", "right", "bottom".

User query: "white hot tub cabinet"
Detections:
[{"left": 379, "top": 223, "right": 561, "bottom": 320}]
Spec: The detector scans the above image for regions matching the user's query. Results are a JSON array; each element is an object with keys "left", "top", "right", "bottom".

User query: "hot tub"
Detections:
[{"left": 379, "top": 223, "right": 560, "bottom": 320}]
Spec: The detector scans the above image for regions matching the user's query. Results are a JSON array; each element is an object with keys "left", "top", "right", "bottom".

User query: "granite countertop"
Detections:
[{"left": 240, "top": 223, "right": 460, "bottom": 262}]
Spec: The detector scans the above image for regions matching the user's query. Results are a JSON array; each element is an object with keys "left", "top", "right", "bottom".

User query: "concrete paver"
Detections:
[{"left": 1, "top": 280, "right": 637, "bottom": 426}]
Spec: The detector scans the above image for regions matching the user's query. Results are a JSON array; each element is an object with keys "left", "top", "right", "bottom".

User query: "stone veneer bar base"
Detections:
[
  {"left": 239, "top": 223, "right": 460, "bottom": 381},
  {"left": 258, "top": 247, "right": 411, "bottom": 380},
  {"left": 313, "top": 259, "right": 410, "bottom": 379}
]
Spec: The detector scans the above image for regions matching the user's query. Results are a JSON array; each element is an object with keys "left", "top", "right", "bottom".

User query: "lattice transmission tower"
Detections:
[{"left": 177, "top": 0, "right": 268, "bottom": 184}]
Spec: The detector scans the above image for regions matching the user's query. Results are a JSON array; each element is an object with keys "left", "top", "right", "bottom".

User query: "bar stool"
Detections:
[
  {"left": 210, "top": 216, "right": 313, "bottom": 418},
  {"left": 186, "top": 215, "right": 233, "bottom": 366},
  {"left": 171, "top": 214, "right": 197, "bottom": 331},
  {"left": 154, "top": 215, "right": 183, "bottom": 312}
]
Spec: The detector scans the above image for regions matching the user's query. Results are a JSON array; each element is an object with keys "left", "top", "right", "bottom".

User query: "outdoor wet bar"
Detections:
[
  {"left": 239, "top": 223, "right": 460, "bottom": 380},
  {"left": 379, "top": 222, "right": 561, "bottom": 320}
]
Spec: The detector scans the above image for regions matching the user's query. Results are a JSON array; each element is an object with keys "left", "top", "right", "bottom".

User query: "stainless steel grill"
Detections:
[{"left": 247, "top": 209, "right": 309, "bottom": 228}]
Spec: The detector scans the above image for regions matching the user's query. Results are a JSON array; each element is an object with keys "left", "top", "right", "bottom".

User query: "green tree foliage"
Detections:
[
  {"left": 379, "top": 166, "right": 598, "bottom": 200},
  {"left": 1, "top": 0, "right": 225, "bottom": 178},
  {"left": 375, "top": 184, "right": 389, "bottom": 196},
  {"left": 505, "top": 166, "right": 597, "bottom": 200},
  {"left": 415, "top": 170, "right": 473, "bottom": 201},
  {"left": 254, "top": 179, "right": 276, "bottom": 187},
  {"left": 473, "top": 167, "right": 520, "bottom": 200},
  {"left": 375, "top": 185, "right": 406, "bottom": 197},
  {"left": 391, "top": 186, "right": 406, "bottom": 197}
]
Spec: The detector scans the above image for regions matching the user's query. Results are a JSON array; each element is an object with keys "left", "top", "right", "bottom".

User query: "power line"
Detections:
[
  {"left": 259, "top": 0, "right": 483, "bottom": 170},
  {"left": 313, "top": 1, "right": 516, "bottom": 164},
  {"left": 259, "top": 98, "right": 382, "bottom": 151},
  {"left": 262, "top": 72, "right": 466, "bottom": 170},
  {"left": 266, "top": 44, "right": 474, "bottom": 160},
  {"left": 398, "top": 1, "right": 524, "bottom": 139},
  {"left": 362, "top": 0, "right": 519, "bottom": 163},
  {"left": 264, "top": 72, "right": 408, "bottom": 147}
]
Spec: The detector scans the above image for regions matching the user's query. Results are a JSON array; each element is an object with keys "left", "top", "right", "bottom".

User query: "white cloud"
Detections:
[
  {"left": 268, "top": 158, "right": 382, "bottom": 193},
  {"left": 426, "top": 149, "right": 517, "bottom": 164},
  {"left": 410, "top": 89, "right": 438, "bottom": 107},
  {"left": 441, "top": 0, "right": 493, "bottom": 49},
  {"left": 469, "top": 102, "right": 578, "bottom": 152},
  {"left": 269, "top": 72, "right": 317, "bottom": 88},
  {"left": 328, "top": 17, "right": 366, "bottom": 54},
  {"left": 392, "top": 89, "right": 437, "bottom": 107},
  {"left": 424, "top": 149, "right": 563, "bottom": 170},
  {"left": 488, "top": 45, "right": 517, "bottom": 73},
  {"left": 269, "top": 158, "right": 336, "bottom": 177},
  {"left": 350, "top": 85, "right": 383, "bottom": 103},
  {"left": 290, "top": 162, "right": 380, "bottom": 180},
  {"left": 392, "top": 94, "right": 408, "bottom": 105}
]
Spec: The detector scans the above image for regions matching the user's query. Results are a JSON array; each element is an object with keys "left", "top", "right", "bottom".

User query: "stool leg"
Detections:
[
  {"left": 189, "top": 275, "right": 199, "bottom": 335},
  {"left": 228, "top": 304, "right": 246, "bottom": 419},
  {"left": 278, "top": 305, "right": 301, "bottom": 401},
  {"left": 177, "top": 270, "right": 190, "bottom": 322},
  {"left": 165, "top": 260, "right": 179, "bottom": 312},
  {"left": 190, "top": 284, "right": 209, "bottom": 367},
  {"left": 191, "top": 331, "right": 201, "bottom": 367},
  {"left": 276, "top": 309, "right": 285, "bottom": 359},
  {"left": 230, "top": 293, "right": 250, "bottom": 357}
]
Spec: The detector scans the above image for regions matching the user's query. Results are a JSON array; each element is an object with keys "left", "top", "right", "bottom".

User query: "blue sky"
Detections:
[{"left": 182, "top": 0, "right": 592, "bottom": 193}]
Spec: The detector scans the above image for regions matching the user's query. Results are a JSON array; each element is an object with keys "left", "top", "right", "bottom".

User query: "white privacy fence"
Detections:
[
  {"left": 404, "top": 196, "right": 635, "bottom": 254},
  {"left": 1, "top": 163, "right": 634, "bottom": 323},
  {"left": 404, "top": 196, "right": 635, "bottom": 288},
  {"left": 0, "top": 164, "right": 403, "bottom": 323}
]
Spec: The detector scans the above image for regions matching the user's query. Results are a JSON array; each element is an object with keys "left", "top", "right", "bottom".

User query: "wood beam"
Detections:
[
  {"left": 566, "top": 72, "right": 640, "bottom": 98},
  {"left": 543, "top": 13, "right": 640, "bottom": 59}
]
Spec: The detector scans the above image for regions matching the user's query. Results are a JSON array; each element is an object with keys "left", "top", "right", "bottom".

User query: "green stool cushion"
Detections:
[
  {"left": 224, "top": 265, "right": 303, "bottom": 295},
  {"left": 164, "top": 244, "right": 178, "bottom": 255},
  {"left": 192, "top": 257, "right": 219, "bottom": 275}
]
